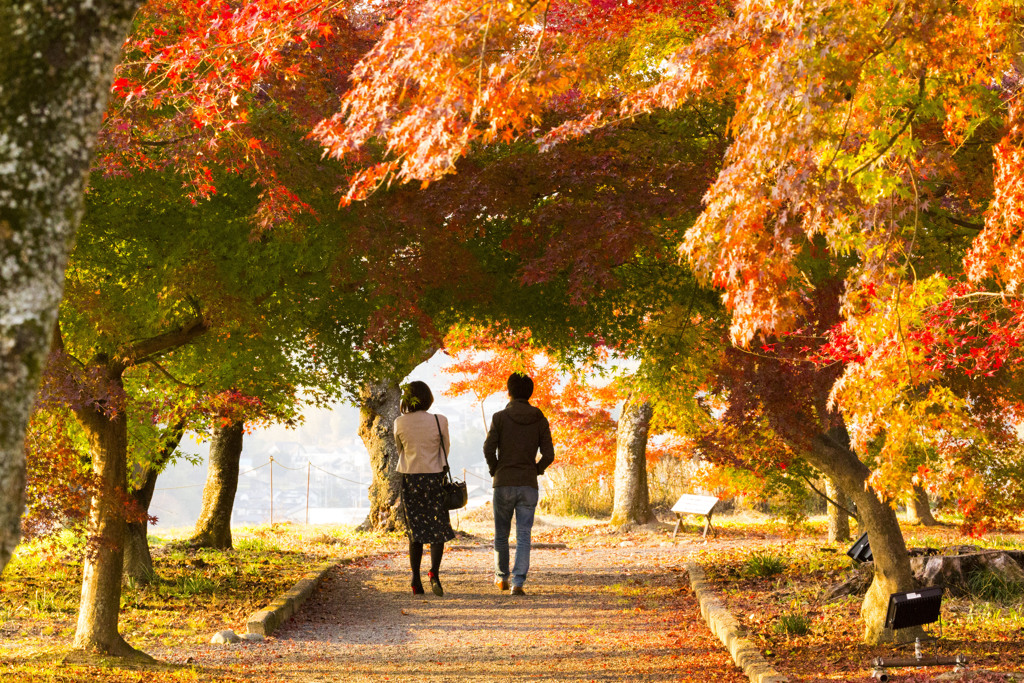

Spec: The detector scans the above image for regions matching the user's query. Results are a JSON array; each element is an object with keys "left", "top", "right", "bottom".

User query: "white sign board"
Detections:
[{"left": 671, "top": 494, "right": 719, "bottom": 517}]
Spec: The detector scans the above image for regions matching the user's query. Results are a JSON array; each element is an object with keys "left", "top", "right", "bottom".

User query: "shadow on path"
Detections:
[{"left": 207, "top": 541, "right": 753, "bottom": 682}]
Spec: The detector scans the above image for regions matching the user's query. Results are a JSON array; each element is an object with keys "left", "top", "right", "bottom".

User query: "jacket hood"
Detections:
[{"left": 504, "top": 399, "right": 545, "bottom": 425}]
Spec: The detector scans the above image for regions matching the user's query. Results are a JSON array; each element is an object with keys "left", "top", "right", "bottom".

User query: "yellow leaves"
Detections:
[{"left": 827, "top": 274, "right": 989, "bottom": 501}]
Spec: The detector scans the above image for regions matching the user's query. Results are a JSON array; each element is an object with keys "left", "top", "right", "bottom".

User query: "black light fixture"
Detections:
[
  {"left": 872, "top": 586, "right": 962, "bottom": 681},
  {"left": 847, "top": 532, "right": 873, "bottom": 562},
  {"left": 884, "top": 586, "right": 944, "bottom": 630}
]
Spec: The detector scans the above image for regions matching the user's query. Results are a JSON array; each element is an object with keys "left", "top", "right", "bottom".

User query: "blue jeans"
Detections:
[{"left": 493, "top": 486, "right": 539, "bottom": 588}]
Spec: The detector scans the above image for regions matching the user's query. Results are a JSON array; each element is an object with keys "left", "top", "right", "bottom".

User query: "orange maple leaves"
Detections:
[
  {"left": 441, "top": 325, "right": 622, "bottom": 470},
  {"left": 100, "top": 0, "right": 356, "bottom": 223},
  {"left": 311, "top": 0, "right": 720, "bottom": 202}
]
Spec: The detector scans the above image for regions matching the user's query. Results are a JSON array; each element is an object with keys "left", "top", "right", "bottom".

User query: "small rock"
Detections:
[
  {"left": 210, "top": 629, "right": 241, "bottom": 644},
  {"left": 619, "top": 541, "right": 636, "bottom": 548},
  {"left": 239, "top": 632, "right": 265, "bottom": 642}
]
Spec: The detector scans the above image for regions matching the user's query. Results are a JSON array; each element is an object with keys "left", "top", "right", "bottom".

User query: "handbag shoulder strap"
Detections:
[{"left": 434, "top": 414, "right": 450, "bottom": 471}]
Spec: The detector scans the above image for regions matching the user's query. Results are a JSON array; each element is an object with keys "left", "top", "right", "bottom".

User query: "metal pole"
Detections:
[
  {"left": 306, "top": 461, "right": 311, "bottom": 526},
  {"left": 269, "top": 457, "right": 274, "bottom": 526}
]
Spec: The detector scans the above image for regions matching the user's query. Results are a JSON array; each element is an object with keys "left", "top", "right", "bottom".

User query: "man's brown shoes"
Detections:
[{"left": 495, "top": 577, "right": 509, "bottom": 591}]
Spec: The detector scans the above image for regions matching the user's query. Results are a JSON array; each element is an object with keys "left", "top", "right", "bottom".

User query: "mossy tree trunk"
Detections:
[
  {"left": 610, "top": 394, "right": 654, "bottom": 528},
  {"left": 0, "top": 0, "right": 142, "bottom": 576},
  {"left": 188, "top": 419, "right": 244, "bottom": 549},
  {"left": 358, "top": 380, "right": 404, "bottom": 532}
]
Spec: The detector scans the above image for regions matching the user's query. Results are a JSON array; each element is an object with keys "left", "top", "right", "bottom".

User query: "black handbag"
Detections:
[{"left": 435, "top": 415, "right": 468, "bottom": 510}]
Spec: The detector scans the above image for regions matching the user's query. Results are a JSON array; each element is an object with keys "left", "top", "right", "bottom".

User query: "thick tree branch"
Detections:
[{"left": 118, "top": 317, "right": 209, "bottom": 369}]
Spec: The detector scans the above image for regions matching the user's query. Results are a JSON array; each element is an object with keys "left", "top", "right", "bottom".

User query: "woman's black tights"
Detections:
[{"left": 409, "top": 541, "right": 444, "bottom": 583}]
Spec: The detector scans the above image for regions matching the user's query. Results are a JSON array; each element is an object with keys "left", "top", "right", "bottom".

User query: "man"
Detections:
[{"left": 483, "top": 372, "right": 555, "bottom": 596}]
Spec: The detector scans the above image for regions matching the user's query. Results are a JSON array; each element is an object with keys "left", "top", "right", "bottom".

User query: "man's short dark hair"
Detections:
[
  {"left": 507, "top": 373, "right": 534, "bottom": 400},
  {"left": 401, "top": 381, "right": 434, "bottom": 413}
]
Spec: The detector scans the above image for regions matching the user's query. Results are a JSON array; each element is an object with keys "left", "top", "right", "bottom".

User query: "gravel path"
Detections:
[{"left": 174, "top": 528, "right": 749, "bottom": 682}]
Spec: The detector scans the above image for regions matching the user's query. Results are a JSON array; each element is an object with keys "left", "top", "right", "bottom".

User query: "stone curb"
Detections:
[
  {"left": 684, "top": 561, "right": 789, "bottom": 683},
  {"left": 245, "top": 559, "right": 338, "bottom": 637}
]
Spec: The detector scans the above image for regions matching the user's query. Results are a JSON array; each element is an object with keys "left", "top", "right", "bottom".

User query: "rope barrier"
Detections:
[
  {"left": 240, "top": 462, "right": 271, "bottom": 477},
  {"left": 153, "top": 460, "right": 269, "bottom": 492},
  {"left": 267, "top": 456, "right": 306, "bottom": 471},
  {"left": 309, "top": 462, "right": 371, "bottom": 487},
  {"left": 155, "top": 459, "right": 374, "bottom": 493},
  {"left": 152, "top": 482, "right": 203, "bottom": 491}
]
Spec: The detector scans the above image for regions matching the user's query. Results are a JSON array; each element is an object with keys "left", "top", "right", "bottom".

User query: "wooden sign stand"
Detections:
[{"left": 671, "top": 494, "right": 720, "bottom": 539}]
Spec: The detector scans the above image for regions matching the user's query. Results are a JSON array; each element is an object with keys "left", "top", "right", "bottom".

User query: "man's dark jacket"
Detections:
[{"left": 483, "top": 399, "right": 556, "bottom": 488}]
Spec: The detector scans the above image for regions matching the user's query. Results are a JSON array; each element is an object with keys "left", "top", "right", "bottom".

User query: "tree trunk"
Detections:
[
  {"left": 72, "top": 368, "right": 147, "bottom": 658},
  {"left": 906, "top": 484, "right": 940, "bottom": 526},
  {"left": 825, "top": 476, "right": 851, "bottom": 543},
  {"left": 0, "top": 0, "right": 141, "bottom": 576},
  {"left": 809, "top": 430, "right": 920, "bottom": 645},
  {"left": 123, "top": 468, "right": 159, "bottom": 584},
  {"left": 610, "top": 395, "right": 654, "bottom": 528},
  {"left": 358, "top": 379, "right": 404, "bottom": 532},
  {"left": 911, "top": 549, "right": 1024, "bottom": 596},
  {"left": 188, "top": 419, "right": 244, "bottom": 549},
  {"left": 124, "top": 424, "right": 185, "bottom": 583}
]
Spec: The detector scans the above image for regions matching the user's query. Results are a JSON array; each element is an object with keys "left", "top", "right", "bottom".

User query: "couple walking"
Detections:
[{"left": 393, "top": 373, "right": 555, "bottom": 597}]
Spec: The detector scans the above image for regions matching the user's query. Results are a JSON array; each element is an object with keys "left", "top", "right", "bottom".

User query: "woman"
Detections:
[{"left": 394, "top": 380, "right": 456, "bottom": 596}]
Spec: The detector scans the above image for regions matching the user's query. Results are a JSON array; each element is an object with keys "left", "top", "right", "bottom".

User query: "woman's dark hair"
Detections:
[
  {"left": 507, "top": 373, "right": 534, "bottom": 400},
  {"left": 401, "top": 381, "right": 434, "bottom": 413}
]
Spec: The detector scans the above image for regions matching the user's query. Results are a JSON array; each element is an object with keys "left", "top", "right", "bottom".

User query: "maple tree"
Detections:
[
  {"left": 33, "top": 163, "right": 383, "bottom": 655},
  {"left": 98, "top": 0, "right": 370, "bottom": 222},
  {"left": 314, "top": 0, "right": 1024, "bottom": 643}
]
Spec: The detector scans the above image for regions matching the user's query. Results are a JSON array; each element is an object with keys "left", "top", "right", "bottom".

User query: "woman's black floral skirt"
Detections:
[{"left": 401, "top": 472, "right": 456, "bottom": 544}]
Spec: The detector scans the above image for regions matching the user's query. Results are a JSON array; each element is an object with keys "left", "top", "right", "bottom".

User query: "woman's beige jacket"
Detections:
[{"left": 394, "top": 410, "right": 450, "bottom": 474}]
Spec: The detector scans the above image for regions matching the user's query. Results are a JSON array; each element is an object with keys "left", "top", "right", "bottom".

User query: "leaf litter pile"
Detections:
[{"left": 699, "top": 524, "right": 1024, "bottom": 682}]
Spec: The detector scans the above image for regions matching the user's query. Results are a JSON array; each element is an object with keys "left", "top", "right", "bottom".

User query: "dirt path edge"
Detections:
[
  {"left": 685, "top": 561, "right": 790, "bottom": 683},
  {"left": 246, "top": 559, "right": 342, "bottom": 636}
]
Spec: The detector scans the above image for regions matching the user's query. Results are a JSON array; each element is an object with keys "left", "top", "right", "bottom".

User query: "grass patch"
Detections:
[
  {"left": 172, "top": 574, "right": 219, "bottom": 596},
  {"left": 742, "top": 550, "right": 787, "bottom": 578},
  {"left": 966, "top": 568, "right": 1024, "bottom": 603},
  {"left": 772, "top": 612, "right": 811, "bottom": 636},
  {"left": 0, "top": 648, "right": 242, "bottom": 683},
  {"left": 233, "top": 536, "right": 273, "bottom": 553},
  {"left": 26, "top": 587, "right": 76, "bottom": 615},
  {"left": 0, "top": 523, "right": 402, "bottom": 655},
  {"left": 539, "top": 465, "right": 614, "bottom": 518}
]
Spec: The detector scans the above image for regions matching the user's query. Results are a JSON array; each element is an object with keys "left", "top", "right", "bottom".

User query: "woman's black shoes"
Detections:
[
  {"left": 412, "top": 578, "right": 425, "bottom": 595},
  {"left": 428, "top": 571, "right": 444, "bottom": 597}
]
